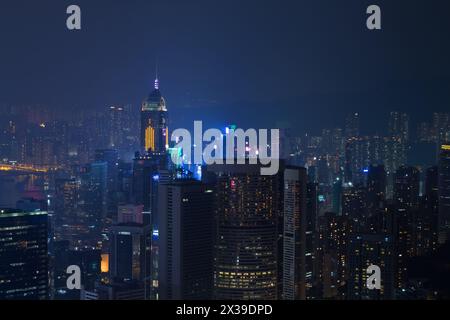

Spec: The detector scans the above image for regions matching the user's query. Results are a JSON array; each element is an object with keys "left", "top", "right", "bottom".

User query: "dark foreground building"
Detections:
[
  {"left": 0, "top": 209, "right": 48, "bottom": 299},
  {"left": 158, "top": 179, "right": 214, "bottom": 300}
]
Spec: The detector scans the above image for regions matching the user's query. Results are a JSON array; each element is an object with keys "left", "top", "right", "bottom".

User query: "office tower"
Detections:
[
  {"left": 343, "top": 138, "right": 353, "bottom": 184},
  {"left": 306, "top": 182, "right": 318, "bottom": 299},
  {"left": 108, "top": 105, "right": 125, "bottom": 149},
  {"left": 157, "top": 179, "right": 214, "bottom": 300},
  {"left": 366, "top": 165, "right": 387, "bottom": 217},
  {"left": 132, "top": 151, "right": 169, "bottom": 212},
  {"left": 52, "top": 240, "right": 73, "bottom": 299},
  {"left": 108, "top": 104, "right": 140, "bottom": 159},
  {"left": 52, "top": 240, "right": 102, "bottom": 300},
  {"left": 207, "top": 164, "right": 282, "bottom": 300},
  {"left": 117, "top": 161, "right": 133, "bottom": 204},
  {"left": 108, "top": 222, "right": 152, "bottom": 286},
  {"left": 140, "top": 77, "right": 169, "bottom": 153},
  {"left": 393, "top": 166, "right": 420, "bottom": 290},
  {"left": 95, "top": 149, "right": 119, "bottom": 217},
  {"left": 0, "top": 209, "right": 48, "bottom": 300},
  {"left": 282, "top": 167, "right": 307, "bottom": 300},
  {"left": 424, "top": 166, "right": 439, "bottom": 250},
  {"left": 347, "top": 234, "right": 395, "bottom": 300},
  {"left": 131, "top": 151, "right": 172, "bottom": 300},
  {"left": 54, "top": 178, "right": 80, "bottom": 233},
  {"left": 81, "top": 161, "right": 107, "bottom": 231},
  {"left": 345, "top": 112, "right": 360, "bottom": 139},
  {"left": 438, "top": 143, "right": 450, "bottom": 244}
]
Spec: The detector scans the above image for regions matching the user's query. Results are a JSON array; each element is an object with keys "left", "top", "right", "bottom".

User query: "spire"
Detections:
[{"left": 154, "top": 62, "right": 159, "bottom": 90}]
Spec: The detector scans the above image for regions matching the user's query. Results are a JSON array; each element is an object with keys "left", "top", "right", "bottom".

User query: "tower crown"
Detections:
[{"left": 142, "top": 77, "right": 166, "bottom": 112}]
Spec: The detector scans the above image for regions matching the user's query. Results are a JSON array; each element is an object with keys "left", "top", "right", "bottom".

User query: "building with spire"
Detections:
[{"left": 141, "top": 76, "right": 169, "bottom": 153}]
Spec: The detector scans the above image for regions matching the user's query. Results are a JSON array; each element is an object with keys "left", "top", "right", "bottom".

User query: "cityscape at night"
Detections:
[{"left": 1, "top": 0, "right": 450, "bottom": 310}]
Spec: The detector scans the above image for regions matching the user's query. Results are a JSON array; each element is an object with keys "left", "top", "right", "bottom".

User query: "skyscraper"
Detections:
[
  {"left": 282, "top": 166, "right": 307, "bottom": 300},
  {"left": 0, "top": 209, "right": 48, "bottom": 300},
  {"left": 140, "top": 77, "right": 169, "bottom": 153},
  {"left": 208, "top": 164, "right": 282, "bottom": 300},
  {"left": 95, "top": 149, "right": 119, "bottom": 217},
  {"left": 366, "top": 164, "right": 387, "bottom": 217},
  {"left": 81, "top": 161, "right": 107, "bottom": 231},
  {"left": 424, "top": 166, "right": 439, "bottom": 251},
  {"left": 305, "top": 182, "right": 318, "bottom": 299},
  {"left": 132, "top": 151, "right": 169, "bottom": 212},
  {"left": 157, "top": 179, "right": 214, "bottom": 300},
  {"left": 438, "top": 143, "right": 450, "bottom": 244},
  {"left": 108, "top": 222, "right": 152, "bottom": 297},
  {"left": 108, "top": 106, "right": 125, "bottom": 149},
  {"left": 393, "top": 166, "right": 420, "bottom": 290}
]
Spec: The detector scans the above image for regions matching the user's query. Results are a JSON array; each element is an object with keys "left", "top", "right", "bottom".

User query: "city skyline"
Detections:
[
  {"left": 1, "top": 0, "right": 450, "bottom": 134},
  {"left": 1, "top": 0, "right": 450, "bottom": 305}
]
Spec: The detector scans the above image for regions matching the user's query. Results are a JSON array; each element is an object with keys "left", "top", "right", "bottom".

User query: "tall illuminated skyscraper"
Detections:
[
  {"left": 140, "top": 77, "right": 169, "bottom": 153},
  {"left": 438, "top": 143, "right": 450, "bottom": 243},
  {"left": 207, "top": 164, "right": 282, "bottom": 300},
  {"left": 282, "top": 166, "right": 307, "bottom": 300},
  {"left": 393, "top": 166, "right": 420, "bottom": 290},
  {"left": 0, "top": 209, "right": 48, "bottom": 300}
]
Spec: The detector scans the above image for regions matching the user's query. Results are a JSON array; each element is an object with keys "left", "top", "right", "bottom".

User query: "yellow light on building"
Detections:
[
  {"left": 145, "top": 126, "right": 155, "bottom": 151},
  {"left": 101, "top": 254, "right": 109, "bottom": 273},
  {"left": 165, "top": 127, "right": 169, "bottom": 147},
  {"left": 441, "top": 145, "right": 450, "bottom": 151}
]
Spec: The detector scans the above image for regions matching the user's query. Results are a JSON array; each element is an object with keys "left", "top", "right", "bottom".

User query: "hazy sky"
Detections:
[{"left": 1, "top": 0, "right": 449, "bottom": 133}]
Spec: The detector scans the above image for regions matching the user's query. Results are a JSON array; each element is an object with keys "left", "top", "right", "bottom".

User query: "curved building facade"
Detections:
[{"left": 207, "top": 164, "right": 281, "bottom": 300}]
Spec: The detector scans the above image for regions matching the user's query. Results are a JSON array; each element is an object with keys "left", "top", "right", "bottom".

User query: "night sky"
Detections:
[{"left": 0, "top": 0, "right": 449, "bottom": 134}]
